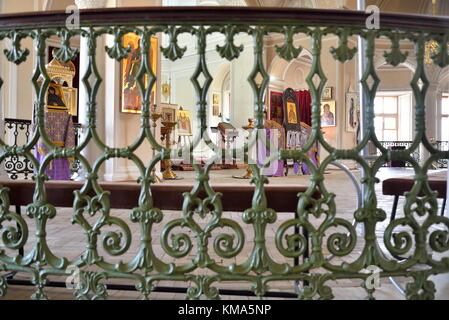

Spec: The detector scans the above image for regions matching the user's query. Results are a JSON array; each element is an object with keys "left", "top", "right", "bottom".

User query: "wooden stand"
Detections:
[
  {"left": 217, "top": 122, "right": 239, "bottom": 169},
  {"left": 161, "top": 121, "right": 182, "bottom": 180}
]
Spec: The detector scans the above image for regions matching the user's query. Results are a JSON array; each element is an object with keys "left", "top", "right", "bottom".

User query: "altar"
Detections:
[
  {"left": 262, "top": 87, "right": 319, "bottom": 176},
  {"left": 33, "top": 57, "right": 77, "bottom": 180}
]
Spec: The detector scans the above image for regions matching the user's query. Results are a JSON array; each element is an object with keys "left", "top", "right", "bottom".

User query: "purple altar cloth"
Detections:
[
  {"left": 258, "top": 127, "right": 284, "bottom": 177},
  {"left": 34, "top": 109, "right": 75, "bottom": 180}
]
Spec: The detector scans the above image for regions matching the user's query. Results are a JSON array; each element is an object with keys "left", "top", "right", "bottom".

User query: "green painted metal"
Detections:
[{"left": 0, "top": 12, "right": 448, "bottom": 300}]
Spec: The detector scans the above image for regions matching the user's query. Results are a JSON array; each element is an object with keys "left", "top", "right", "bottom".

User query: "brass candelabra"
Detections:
[
  {"left": 161, "top": 120, "right": 179, "bottom": 180},
  {"left": 233, "top": 118, "right": 255, "bottom": 180},
  {"left": 150, "top": 106, "right": 163, "bottom": 183}
]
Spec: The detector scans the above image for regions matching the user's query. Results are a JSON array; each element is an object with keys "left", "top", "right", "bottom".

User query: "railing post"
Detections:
[
  {"left": 357, "top": 0, "right": 368, "bottom": 213},
  {"left": 75, "top": 0, "right": 107, "bottom": 181},
  {"left": 420, "top": 72, "right": 440, "bottom": 166}
]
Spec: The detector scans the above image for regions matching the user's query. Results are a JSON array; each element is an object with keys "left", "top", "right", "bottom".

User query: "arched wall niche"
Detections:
[{"left": 209, "top": 62, "right": 231, "bottom": 126}]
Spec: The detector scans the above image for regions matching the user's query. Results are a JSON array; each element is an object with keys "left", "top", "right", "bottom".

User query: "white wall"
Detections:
[{"left": 160, "top": 32, "right": 255, "bottom": 159}]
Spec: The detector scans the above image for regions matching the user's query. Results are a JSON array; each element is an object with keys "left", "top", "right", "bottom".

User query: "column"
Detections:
[{"left": 75, "top": 0, "right": 107, "bottom": 181}]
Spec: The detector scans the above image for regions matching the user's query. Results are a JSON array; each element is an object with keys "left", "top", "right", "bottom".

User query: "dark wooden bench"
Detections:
[
  {"left": 0, "top": 180, "right": 318, "bottom": 212},
  {"left": 382, "top": 170, "right": 447, "bottom": 221},
  {"left": 0, "top": 179, "right": 319, "bottom": 298}
]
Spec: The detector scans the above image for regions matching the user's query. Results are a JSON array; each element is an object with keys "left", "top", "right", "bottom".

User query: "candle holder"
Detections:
[
  {"left": 150, "top": 107, "right": 163, "bottom": 183},
  {"left": 161, "top": 120, "right": 181, "bottom": 180},
  {"left": 233, "top": 119, "right": 255, "bottom": 180}
]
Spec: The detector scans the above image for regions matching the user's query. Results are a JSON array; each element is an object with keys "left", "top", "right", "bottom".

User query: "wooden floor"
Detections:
[{"left": 1, "top": 167, "right": 449, "bottom": 300}]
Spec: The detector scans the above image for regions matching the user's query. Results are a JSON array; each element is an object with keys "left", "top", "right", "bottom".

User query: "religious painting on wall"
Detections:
[
  {"left": 212, "top": 92, "right": 221, "bottom": 116},
  {"left": 320, "top": 101, "right": 336, "bottom": 127},
  {"left": 323, "top": 87, "right": 333, "bottom": 100},
  {"left": 213, "top": 93, "right": 220, "bottom": 105},
  {"left": 177, "top": 109, "right": 193, "bottom": 136},
  {"left": 345, "top": 92, "right": 360, "bottom": 132},
  {"left": 161, "top": 83, "right": 171, "bottom": 103},
  {"left": 287, "top": 102, "right": 298, "bottom": 124},
  {"left": 269, "top": 90, "right": 283, "bottom": 125},
  {"left": 121, "top": 33, "right": 158, "bottom": 114},
  {"left": 47, "top": 83, "right": 68, "bottom": 110}
]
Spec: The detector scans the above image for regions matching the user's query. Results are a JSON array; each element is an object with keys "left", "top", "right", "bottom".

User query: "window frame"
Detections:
[{"left": 374, "top": 95, "right": 399, "bottom": 141}]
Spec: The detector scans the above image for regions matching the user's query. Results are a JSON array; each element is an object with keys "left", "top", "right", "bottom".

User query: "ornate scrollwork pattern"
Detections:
[
  {"left": 216, "top": 25, "right": 244, "bottom": 61},
  {"left": 3, "top": 31, "right": 30, "bottom": 65},
  {"left": 161, "top": 26, "right": 189, "bottom": 61}
]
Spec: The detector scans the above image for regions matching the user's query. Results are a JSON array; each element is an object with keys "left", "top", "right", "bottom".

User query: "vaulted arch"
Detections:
[{"left": 268, "top": 47, "right": 313, "bottom": 83}]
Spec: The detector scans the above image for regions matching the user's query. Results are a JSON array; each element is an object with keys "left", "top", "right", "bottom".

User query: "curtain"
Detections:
[{"left": 296, "top": 90, "right": 312, "bottom": 126}]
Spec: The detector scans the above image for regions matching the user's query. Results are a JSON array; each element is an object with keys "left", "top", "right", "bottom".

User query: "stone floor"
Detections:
[{"left": 1, "top": 167, "right": 449, "bottom": 300}]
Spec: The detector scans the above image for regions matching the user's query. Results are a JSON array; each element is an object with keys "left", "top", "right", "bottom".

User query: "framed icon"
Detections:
[
  {"left": 286, "top": 101, "right": 298, "bottom": 124},
  {"left": 47, "top": 82, "right": 68, "bottom": 110},
  {"left": 323, "top": 87, "right": 333, "bottom": 100},
  {"left": 320, "top": 101, "right": 336, "bottom": 127},
  {"left": 121, "top": 33, "right": 158, "bottom": 114},
  {"left": 161, "top": 103, "right": 177, "bottom": 122},
  {"left": 177, "top": 109, "right": 193, "bottom": 136},
  {"left": 213, "top": 104, "right": 220, "bottom": 116},
  {"left": 345, "top": 92, "right": 360, "bottom": 132}
]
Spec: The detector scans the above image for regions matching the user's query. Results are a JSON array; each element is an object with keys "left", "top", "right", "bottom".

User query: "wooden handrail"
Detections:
[{"left": 0, "top": 6, "right": 447, "bottom": 32}]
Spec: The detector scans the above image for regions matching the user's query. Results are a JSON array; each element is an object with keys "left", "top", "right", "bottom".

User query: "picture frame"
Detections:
[
  {"left": 320, "top": 101, "right": 336, "bottom": 127},
  {"left": 323, "top": 87, "right": 333, "bottom": 100},
  {"left": 286, "top": 101, "right": 298, "bottom": 124},
  {"left": 213, "top": 105, "right": 220, "bottom": 116},
  {"left": 161, "top": 83, "right": 171, "bottom": 103},
  {"left": 212, "top": 93, "right": 220, "bottom": 105},
  {"left": 120, "top": 33, "right": 158, "bottom": 114},
  {"left": 282, "top": 88, "right": 301, "bottom": 133},
  {"left": 61, "top": 87, "right": 78, "bottom": 116},
  {"left": 177, "top": 109, "right": 193, "bottom": 136},
  {"left": 269, "top": 89, "right": 283, "bottom": 125},
  {"left": 212, "top": 92, "right": 221, "bottom": 117},
  {"left": 345, "top": 92, "right": 360, "bottom": 132},
  {"left": 47, "top": 82, "right": 68, "bottom": 110},
  {"left": 161, "top": 103, "right": 177, "bottom": 122}
]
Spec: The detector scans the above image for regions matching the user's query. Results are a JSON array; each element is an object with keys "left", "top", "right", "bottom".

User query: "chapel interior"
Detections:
[{"left": 0, "top": 0, "right": 448, "bottom": 300}]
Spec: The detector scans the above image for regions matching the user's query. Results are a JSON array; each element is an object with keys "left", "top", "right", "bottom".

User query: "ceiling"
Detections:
[
  {"left": 4, "top": 0, "right": 448, "bottom": 15},
  {"left": 244, "top": 0, "right": 449, "bottom": 15},
  {"left": 366, "top": 0, "right": 449, "bottom": 16}
]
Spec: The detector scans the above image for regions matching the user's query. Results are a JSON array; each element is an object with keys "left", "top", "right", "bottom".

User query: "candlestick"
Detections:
[
  {"left": 233, "top": 118, "right": 255, "bottom": 180},
  {"left": 161, "top": 120, "right": 180, "bottom": 180},
  {"left": 150, "top": 105, "right": 163, "bottom": 183}
]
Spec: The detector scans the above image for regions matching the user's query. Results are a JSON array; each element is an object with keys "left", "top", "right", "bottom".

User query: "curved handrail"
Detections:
[{"left": 0, "top": 6, "right": 448, "bottom": 31}]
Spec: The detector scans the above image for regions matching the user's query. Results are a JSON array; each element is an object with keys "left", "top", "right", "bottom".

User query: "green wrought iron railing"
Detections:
[
  {"left": 3, "top": 118, "right": 82, "bottom": 179},
  {"left": 377, "top": 141, "right": 449, "bottom": 168},
  {"left": 0, "top": 7, "right": 448, "bottom": 300}
]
